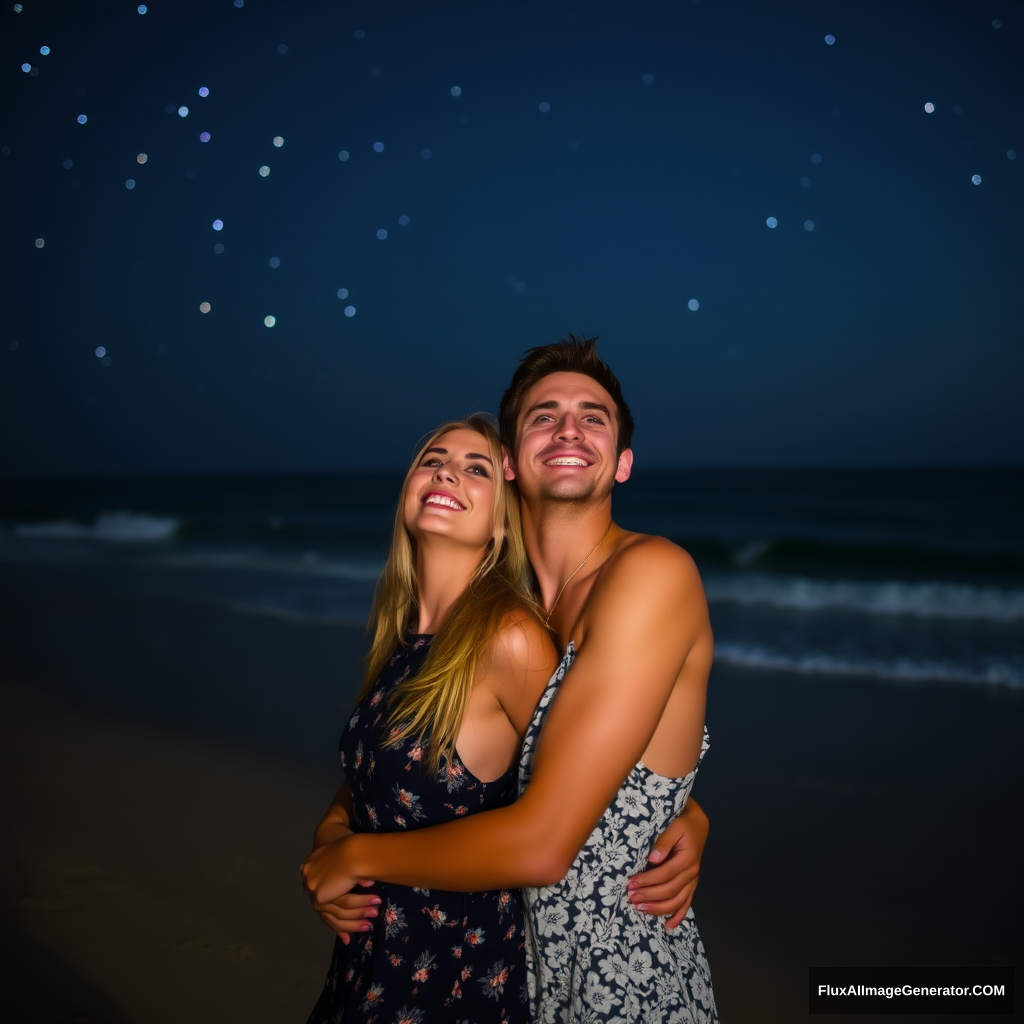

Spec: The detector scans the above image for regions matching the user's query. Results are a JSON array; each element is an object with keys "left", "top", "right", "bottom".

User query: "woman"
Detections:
[{"left": 306, "top": 416, "right": 558, "bottom": 1023}]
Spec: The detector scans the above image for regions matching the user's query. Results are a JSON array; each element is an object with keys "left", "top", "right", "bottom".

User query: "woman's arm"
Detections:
[
  {"left": 312, "top": 783, "right": 356, "bottom": 848},
  {"left": 302, "top": 539, "right": 710, "bottom": 904},
  {"left": 308, "top": 783, "right": 383, "bottom": 941}
]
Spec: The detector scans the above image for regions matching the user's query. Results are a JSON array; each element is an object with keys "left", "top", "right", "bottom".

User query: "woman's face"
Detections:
[{"left": 403, "top": 428, "right": 497, "bottom": 553}]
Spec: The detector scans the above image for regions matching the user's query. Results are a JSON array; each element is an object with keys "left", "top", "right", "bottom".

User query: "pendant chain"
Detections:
[{"left": 543, "top": 521, "right": 613, "bottom": 629}]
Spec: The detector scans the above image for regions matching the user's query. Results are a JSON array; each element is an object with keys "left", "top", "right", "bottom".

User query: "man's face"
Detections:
[{"left": 505, "top": 371, "right": 632, "bottom": 504}]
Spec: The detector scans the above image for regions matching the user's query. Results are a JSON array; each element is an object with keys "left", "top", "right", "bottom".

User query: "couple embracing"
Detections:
[{"left": 302, "top": 335, "right": 718, "bottom": 1023}]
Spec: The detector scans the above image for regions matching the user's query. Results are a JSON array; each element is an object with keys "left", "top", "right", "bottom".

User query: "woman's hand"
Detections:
[
  {"left": 301, "top": 835, "right": 360, "bottom": 909},
  {"left": 626, "top": 797, "right": 709, "bottom": 929},
  {"left": 310, "top": 882, "right": 380, "bottom": 944}
]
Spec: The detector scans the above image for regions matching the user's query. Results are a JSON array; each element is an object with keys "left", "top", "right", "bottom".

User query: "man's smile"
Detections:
[{"left": 539, "top": 447, "right": 595, "bottom": 468}]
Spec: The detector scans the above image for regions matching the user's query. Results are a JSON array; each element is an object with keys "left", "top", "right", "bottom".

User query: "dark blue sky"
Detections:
[{"left": 1, "top": 0, "right": 1021, "bottom": 475}]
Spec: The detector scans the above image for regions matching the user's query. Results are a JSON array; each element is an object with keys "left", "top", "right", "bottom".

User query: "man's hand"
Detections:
[
  {"left": 627, "top": 797, "right": 709, "bottom": 929},
  {"left": 303, "top": 783, "right": 386, "bottom": 942},
  {"left": 310, "top": 882, "right": 380, "bottom": 944}
]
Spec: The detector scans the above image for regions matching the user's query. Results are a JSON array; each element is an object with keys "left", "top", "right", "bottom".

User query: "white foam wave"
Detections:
[
  {"left": 226, "top": 601, "right": 367, "bottom": 627},
  {"left": 151, "top": 550, "right": 383, "bottom": 580},
  {"left": 705, "top": 573, "right": 1024, "bottom": 622},
  {"left": 15, "top": 511, "right": 179, "bottom": 542},
  {"left": 714, "top": 642, "right": 1023, "bottom": 688}
]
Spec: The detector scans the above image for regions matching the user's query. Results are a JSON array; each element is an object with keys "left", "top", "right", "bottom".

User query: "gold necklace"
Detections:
[{"left": 543, "top": 521, "right": 613, "bottom": 628}]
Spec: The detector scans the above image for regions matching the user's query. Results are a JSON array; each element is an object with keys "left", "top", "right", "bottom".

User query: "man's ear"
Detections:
[
  {"left": 615, "top": 447, "right": 633, "bottom": 484},
  {"left": 502, "top": 445, "right": 517, "bottom": 482}
]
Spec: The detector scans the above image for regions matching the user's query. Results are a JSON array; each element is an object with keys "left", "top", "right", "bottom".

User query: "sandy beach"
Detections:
[
  {"left": 0, "top": 682, "right": 338, "bottom": 1023},
  {"left": 2, "top": 561, "right": 1020, "bottom": 1022}
]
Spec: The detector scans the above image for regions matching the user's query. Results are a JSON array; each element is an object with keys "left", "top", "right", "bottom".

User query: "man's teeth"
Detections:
[
  {"left": 545, "top": 457, "right": 589, "bottom": 466},
  {"left": 425, "top": 495, "right": 464, "bottom": 510}
]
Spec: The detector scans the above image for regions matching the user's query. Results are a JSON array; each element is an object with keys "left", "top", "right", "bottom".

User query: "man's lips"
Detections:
[{"left": 422, "top": 490, "right": 465, "bottom": 510}]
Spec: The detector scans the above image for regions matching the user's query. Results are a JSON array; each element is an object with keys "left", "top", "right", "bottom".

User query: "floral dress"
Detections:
[
  {"left": 308, "top": 634, "right": 530, "bottom": 1024},
  {"left": 518, "top": 643, "right": 718, "bottom": 1024}
]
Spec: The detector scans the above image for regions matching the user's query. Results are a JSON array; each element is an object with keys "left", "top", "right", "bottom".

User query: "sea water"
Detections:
[{"left": 2, "top": 468, "right": 1021, "bottom": 689}]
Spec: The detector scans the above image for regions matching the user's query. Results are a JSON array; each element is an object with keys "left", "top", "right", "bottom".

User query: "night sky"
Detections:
[{"left": 1, "top": 0, "right": 1021, "bottom": 476}]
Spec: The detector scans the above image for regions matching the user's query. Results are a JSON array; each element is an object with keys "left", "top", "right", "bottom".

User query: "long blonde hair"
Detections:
[{"left": 361, "top": 415, "right": 539, "bottom": 775}]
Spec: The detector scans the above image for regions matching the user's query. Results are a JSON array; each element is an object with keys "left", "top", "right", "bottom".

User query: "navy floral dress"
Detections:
[{"left": 308, "top": 634, "right": 530, "bottom": 1024}]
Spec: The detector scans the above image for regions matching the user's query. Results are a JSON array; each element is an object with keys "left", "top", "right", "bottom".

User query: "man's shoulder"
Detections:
[
  {"left": 611, "top": 531, "right": 699, "bottom": 579},
  {"left": 590, "top": 532, "right": 702, "bottom": 610},
  {"left": 584, "top": 531, "right": 709, "bottom": 651}
]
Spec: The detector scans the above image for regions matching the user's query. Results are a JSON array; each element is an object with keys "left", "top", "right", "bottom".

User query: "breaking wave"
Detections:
[
  {"left": 150, "top": 550, "right": 384, "bottom": 580},
  {"left": 14, "top": 511, "right": 180, "bottom": 542},
  {"left": 714, "top": 642, "right": 1023, "bottom": 689},
  {"left": 704, "top": 573, "right": 1024, "bottom": 623}
]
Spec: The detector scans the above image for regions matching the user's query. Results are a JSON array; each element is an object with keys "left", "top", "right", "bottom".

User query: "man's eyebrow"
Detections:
[
  {"left": 424, "top": 446, "right": 492, "bottom": 464},
  {"left": 524, "top": 400, "right": 560, "bottom": 417},
  {"left": 523, "top": 399, "right": 612, "bottom": 418}
]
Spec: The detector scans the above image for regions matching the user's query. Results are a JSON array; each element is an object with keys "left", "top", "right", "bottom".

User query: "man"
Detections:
[
  {"left": 496, "top": 334, "right": 716, "bottom": 1021},
  {"left": 304, "top": 335, "right": 715, "bottom": 1021},
  {"left": 496, "top": 332, "right": 709, "bottom": 913}
]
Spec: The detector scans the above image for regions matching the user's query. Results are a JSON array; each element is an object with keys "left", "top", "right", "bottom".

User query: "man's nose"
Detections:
[{"left": 556, "top": 415, "right": 581, "bottom": 441}]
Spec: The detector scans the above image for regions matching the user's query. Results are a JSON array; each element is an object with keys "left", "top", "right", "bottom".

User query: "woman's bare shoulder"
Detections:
[
  {"left": 487, "top": 605, "right": 559, "bottom": 669},
  {"left": 477, "top": 605, "right": 558, "bottom": 734}
]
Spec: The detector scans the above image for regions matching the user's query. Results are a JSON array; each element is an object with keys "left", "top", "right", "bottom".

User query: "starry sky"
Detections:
[{"left": 1, "top": 0, "right": 1021, "bottom": 476}]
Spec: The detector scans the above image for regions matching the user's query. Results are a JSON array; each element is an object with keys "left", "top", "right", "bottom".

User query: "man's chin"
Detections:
[{"left": 535, "top": 479, "right": 601, "bottom": 504}]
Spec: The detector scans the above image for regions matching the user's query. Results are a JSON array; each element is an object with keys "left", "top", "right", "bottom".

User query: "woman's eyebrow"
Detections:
[{"left": 425, "top": 446, "right": 492, "bottom": 464}]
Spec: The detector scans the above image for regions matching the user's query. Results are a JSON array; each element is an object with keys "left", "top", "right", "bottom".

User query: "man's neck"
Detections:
[{"left": 520, "top": 495, "right": 615, "bottom": 613}]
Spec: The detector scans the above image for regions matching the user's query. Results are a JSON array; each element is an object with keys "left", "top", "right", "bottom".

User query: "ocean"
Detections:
[{"left": 2, "top": 468, "right": 1021, "bottom": 691}]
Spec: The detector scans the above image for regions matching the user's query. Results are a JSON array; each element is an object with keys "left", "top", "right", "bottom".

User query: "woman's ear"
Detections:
[{"left": 502, "top": 447, "right": 516, "bottom": 482}]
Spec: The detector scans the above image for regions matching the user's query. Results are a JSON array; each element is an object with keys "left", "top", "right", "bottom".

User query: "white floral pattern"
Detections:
[{"left": 519, "top": 643, "right": 718, "bottom": 1023}]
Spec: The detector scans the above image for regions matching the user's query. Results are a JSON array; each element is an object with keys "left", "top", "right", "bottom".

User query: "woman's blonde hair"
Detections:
[{"left": 361, "top": 414, "right": 539, "bottom": 775}]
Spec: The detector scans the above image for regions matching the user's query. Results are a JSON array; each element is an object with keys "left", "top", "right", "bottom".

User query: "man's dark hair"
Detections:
[{"left": 498, "top": 333, "right": 634, "bottom": 455}]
